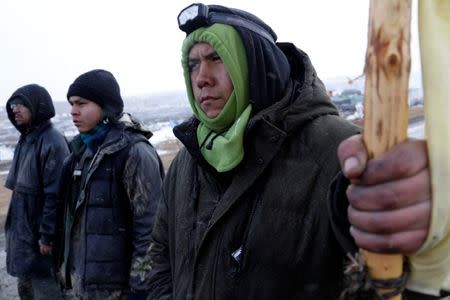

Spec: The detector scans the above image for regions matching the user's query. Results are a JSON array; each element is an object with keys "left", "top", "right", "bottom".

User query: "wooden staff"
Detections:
[{"left": 362, "top": 0, "right": 411, "bottom": 299}]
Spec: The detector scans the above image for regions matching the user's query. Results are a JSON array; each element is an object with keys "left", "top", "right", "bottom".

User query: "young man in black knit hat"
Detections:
[
  {"left": 54, "top": 69, "right": 164, "bottom": 300},
  {"left": 5, "top": 84, "right": 69, "bottom": 299},
  {"left": 147, "top": 3, "right": 448, "bottom": 299}
]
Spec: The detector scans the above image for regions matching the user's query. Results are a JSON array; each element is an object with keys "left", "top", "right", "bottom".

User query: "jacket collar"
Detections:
[
  {"left": 20, "top": 120, "right": 52, "bottom": 143},
  {"left": 71, "top": 125, "right": 128, "bottom": 158}
]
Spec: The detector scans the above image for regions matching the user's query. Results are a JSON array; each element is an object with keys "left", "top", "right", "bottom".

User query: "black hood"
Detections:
[
  {"left": 6, "top": 84, "right": 55, "bottom": 132},
  {"left": 234, "top": 41, "right": 338, "bottom": 136},
  {"left": 206, "top": 5, "right": 291, "bottom": 114},
  {"left": 269, "top": 42, "right": 338, "bottom": 132}
]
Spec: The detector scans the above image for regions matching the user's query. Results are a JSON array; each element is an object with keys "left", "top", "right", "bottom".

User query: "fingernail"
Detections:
[
  {"left": 349, "top": 226, "right": 355, "bottom": 237},
  {"left": 344, "top": 157, "right": 359, "bottom": 174}
]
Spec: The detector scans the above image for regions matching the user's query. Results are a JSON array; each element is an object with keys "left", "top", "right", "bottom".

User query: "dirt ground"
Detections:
[
  {"left": 0, "top": 175, "right": 16, "bottom": 299},
  {"left": 0, "top": 180, "right": 10, "bottom": 229}
]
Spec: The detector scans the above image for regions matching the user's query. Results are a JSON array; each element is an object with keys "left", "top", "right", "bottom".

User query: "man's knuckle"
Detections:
[
  {"left": 381, "top": 185, "right": 402, "bottom": 210},
  {"left": 369, "top": 214, "right": 393, "bottom": 234},
  {"left": 346, "top": 185, "right": 362, "bottom": 205}
]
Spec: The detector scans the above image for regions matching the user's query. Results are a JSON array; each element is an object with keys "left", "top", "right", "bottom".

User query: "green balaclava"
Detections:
[{"left": 181, "top": 23, "right": 251, "bottom": 172}]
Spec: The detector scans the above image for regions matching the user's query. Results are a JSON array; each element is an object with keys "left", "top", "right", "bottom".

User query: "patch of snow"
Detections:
[{"left": 0, "top": 146, "right": 13, "bottom": 161}]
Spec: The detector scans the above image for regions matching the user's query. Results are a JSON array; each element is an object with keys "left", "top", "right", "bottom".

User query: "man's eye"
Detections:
[
  {"left": 212, "top": 55, "right": 222, "bottom": 62},
  {"left": 188, "top": 61, "right": 199, "bottom": 71}
]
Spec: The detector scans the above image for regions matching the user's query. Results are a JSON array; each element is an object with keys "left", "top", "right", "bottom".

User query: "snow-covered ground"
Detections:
[
  {"left": 0, "top": 146, "right": 14, "bottom": 162},
  {"left": 0, "top": 120, "right": 426, "bottom": 162},
  {"left": 148, "top": 121, "right": 178, "bottom": 145},
  {"left": 408, "top": 120, "right": 425, "bottom": 139},
  {"left": 0, "top": 121, "right": 179, "bottom": 163}
]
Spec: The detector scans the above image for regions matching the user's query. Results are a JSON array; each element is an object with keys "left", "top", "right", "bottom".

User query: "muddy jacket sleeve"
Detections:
[
  {"left": 147, "top": 183, "right": 172, "bottom": 299},
  {"left": 123, "top": 142, "right": 163, "bottom": 293},
  {"left": 39, "top": 135, "right": 70, "bottom": 246}
]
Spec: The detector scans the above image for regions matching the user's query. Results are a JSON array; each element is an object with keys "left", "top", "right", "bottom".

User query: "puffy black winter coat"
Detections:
[{"left": 55, "top": 116, "right": 164, "bottom": 293}]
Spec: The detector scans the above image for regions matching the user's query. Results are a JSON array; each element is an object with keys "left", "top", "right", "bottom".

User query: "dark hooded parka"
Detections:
[
  {"left": 4, "top": 84, "right": 69, "bottom": 277},
  {"left": 148, "top": 4, "right": 360, "bottom": 300}
]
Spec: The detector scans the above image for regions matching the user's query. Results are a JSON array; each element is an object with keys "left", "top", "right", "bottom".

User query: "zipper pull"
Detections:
[{"left": 232, "top": 245, "right": 243, "bottom": 264}]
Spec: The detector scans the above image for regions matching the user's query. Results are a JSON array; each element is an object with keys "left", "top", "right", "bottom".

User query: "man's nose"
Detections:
[
  {"left": 70, "top": 106, "right": 78, "bottom": 115},
  {"left": 196, "top": 63, "right": 214, "bottom": 88}
]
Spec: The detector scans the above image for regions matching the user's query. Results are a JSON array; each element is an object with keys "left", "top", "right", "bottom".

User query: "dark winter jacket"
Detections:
[
  {"left": 148, "top": 44, "right": 360, "bottom": 299},
  {"left": 55, "top": 115, "right": 164, "bottom": 294},
  {"left": 4, "top": 84, "right": 69, "bottom": 277}
]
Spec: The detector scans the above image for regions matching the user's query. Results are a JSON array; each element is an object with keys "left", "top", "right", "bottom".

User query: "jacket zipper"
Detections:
[{"left": 233, "top": 192, "right": 262, "bottom": 277}]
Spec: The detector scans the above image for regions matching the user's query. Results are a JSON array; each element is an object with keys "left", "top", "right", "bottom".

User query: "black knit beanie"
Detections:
[{"left": 67, "top": 69, "right": 124, "bottom": 119}]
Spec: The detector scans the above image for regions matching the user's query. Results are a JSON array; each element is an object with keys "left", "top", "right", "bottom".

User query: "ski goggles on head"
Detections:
[{"left": 177, "top": 3, "right": 275, "bottom": 44}]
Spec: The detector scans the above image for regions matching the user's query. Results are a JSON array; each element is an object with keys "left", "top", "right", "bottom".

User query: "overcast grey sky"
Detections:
[{"left": 0, "top": 0, "right": 421, "bottom": 105}]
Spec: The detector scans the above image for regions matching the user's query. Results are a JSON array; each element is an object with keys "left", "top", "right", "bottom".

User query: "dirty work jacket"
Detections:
[{"left": 148, "top": 44, "right": 360, "bottom": 299}]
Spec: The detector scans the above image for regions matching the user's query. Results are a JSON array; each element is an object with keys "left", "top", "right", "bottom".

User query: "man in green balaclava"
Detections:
[
  {"left": 182, "top": 23, "right": 251, "bottom": 173},
  {"left": 148, "top": 3, "right": 445, "bottom": 300}
]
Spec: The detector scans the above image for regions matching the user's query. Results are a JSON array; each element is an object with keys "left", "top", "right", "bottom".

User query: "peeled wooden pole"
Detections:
[{"left": 362, "top": 1, "right": 411, "bottom": 299}]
